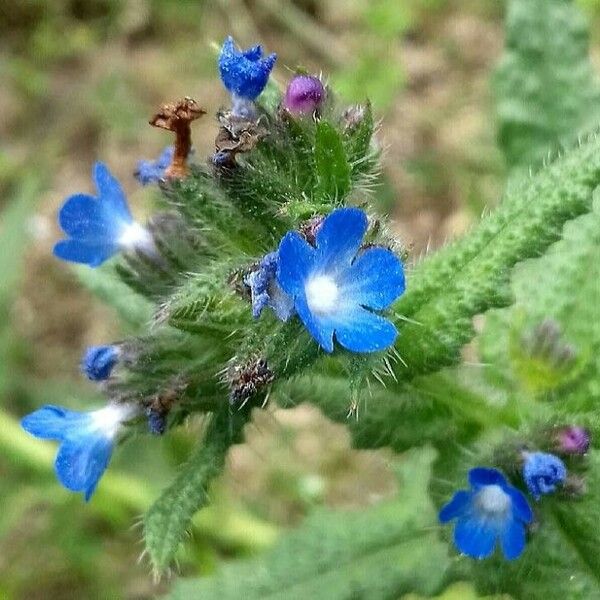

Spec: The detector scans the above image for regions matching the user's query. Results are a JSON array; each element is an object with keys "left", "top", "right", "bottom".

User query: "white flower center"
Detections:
[
  {"left": 90, "top": 403, "right": 137, "bottom": 439},
  {"left": 475, "top": 484, "right": 511, "bottom": 517},
  {"left": 305, "top": 275, "right": 339, "bottom": 315},
  {"left": 119, "top": 222, "right": 154, "bottom": 252}
]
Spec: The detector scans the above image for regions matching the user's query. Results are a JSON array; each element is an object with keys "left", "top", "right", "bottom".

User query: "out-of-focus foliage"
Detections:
[
  {"left": 495, "top": 0, "right": 600, "bottom": 171},
  {"left": 168, "top": 448, "right": 448, "bottom": 600}
]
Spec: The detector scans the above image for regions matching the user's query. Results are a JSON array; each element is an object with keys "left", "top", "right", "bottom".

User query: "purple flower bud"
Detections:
[
  {"left": 284, "top": 75, "right": 325, "bottom": 115},
  {"left": 555, "top": 426, "right": 590, "bottom": 455}
]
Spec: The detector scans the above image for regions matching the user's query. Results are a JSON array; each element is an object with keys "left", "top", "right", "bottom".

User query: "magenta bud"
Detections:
[
  {"left": 283, "top": 75, "right": 325, "bottom": 115},
  {"left": 555, "top": 426, "right": 590, "bottom": 455}
]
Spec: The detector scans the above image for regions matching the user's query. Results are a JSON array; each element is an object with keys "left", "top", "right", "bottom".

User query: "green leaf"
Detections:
[
  {"left": 74, "top": 265, "right": 153, "bottom": 331},
  {"left": 143, "top": 406, "right": 249, "bottom": 575},
  {"left": 495, "top": 0, "right": 600, "bottom": 170},
  {"left": 388, "top": 133, "right": 600, "bottom": 383},
  {"left": 168, "top": 447, "right": 450, "bottom": 600},
  {"left": 314, "top": 120, "right": 352, "bottom": 203},
  {"left": 480, "top": 190, "right": 600, "bottom": 418}
]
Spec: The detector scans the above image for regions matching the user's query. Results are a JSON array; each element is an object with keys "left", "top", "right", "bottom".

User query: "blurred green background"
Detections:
[{"left": 1, "top": 0, "right": 600, "bottom": 598}]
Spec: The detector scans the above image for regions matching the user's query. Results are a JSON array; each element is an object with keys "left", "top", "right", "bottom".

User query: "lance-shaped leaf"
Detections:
[
  {"left": 167, "top": 447, "right": 449, "bottom": 600},
  {"left": 143, "top": 406, "right": 249, "bottom": 575},
  {"left": 388, "top": 133, "right": 600, "bottom": 383},
  {"left": 314, "top": 120, "right": 352, "bottom": 203}
]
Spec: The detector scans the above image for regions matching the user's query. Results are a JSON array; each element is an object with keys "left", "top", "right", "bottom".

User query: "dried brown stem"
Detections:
[{"left": 150, "top": 97, "right": 206, "bottom": 179}]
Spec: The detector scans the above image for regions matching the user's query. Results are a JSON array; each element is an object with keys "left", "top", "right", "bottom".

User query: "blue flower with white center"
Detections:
[
  {"left": 21, "top": 403, "right": 137, "bottom": 501},
  {"left": 218, "top": 36, "right": 276, "bottom": 105},
  {"left": 81, "top": 345, "right": 120, "bottom": 381},
  {"left": 523, "top": 451, "right": 567, "bottom": 500},
  {"left": 245, "top": 252, "right": 295, "bottom": 321},
  {"left": 135, "top": 146, "right": 174, "bottom": 185},
  {"left": 439, "top": 467, "right": 533, "bottom": 560},
  {"left": 54, "top": 162, "right": 156, "bottom": 267},
  {"left": 276, "top": 207, "right": 405, "bottom": 353}
]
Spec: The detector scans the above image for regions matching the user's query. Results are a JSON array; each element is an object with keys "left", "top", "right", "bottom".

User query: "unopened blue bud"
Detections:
[
  {"left": 81, "top": 345, "right": 120, "bottom": 381},
  {"left": 219, "top": 36, "right": 276, "bottom": 102},
  {"left": 523, "top": 451, "right": 567, "bottom": 500}
]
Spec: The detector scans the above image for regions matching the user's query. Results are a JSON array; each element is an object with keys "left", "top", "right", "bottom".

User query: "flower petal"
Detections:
[
  {"left": 506, "top": 487, "right": 533, "bottom": 524},
  {"left": 54, "top": 430, "right": 114, "bottom": 500},
  {"left": 58, "top": 193, "right": 115, "bottom": 240},
  {"left": 53, "top": 239, "right": 119, "bottom": 267},
  {"left": 277, "top": 232, "right": 315, "bottom": 296},
  {"left": 332, "top": 306, "right": 397, "bottom": 353},
  {"left": 439, "top": 490, "right": 472, "bottom": 523},
  {"left": 295, "top": 294, "right": 334, "bottom": 353},
  {"left": 454, "top": 517, "right": 497, "bottom": 559},
  {"left": 500, "top": 518, "right": 526, "bottom": 560},
  {"left": 93, "top": 162, "right": 133, "bottom": 223},
  {"left": 468, "top": 467, "right": 508, "bottom": 489},
  {"left": 21, "top": 406, "right": 88, "bottom": 441},
  {"left": 340, "top": 247, "right": 405, "bottom": 310},
  {"left": 314, "top": 208, "right": 368, "bottom": 273},
  {"left": 242, "top": 44, "right": 262, "bottom": 60}
]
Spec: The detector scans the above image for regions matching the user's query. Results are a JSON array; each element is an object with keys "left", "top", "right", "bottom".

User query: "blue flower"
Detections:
[
  {"left": 135, "top": 146, "right": 174, "bottom": 185},
  {"left": 245, "top": 252, "right": 295, "bottom": 321},
  {"left": 54, "top": 162, "right": 155, "bottom": 267},
  {"left": 523, "top": 452, "right": 567, "bottom": 500},
  {"left": 21, "top": 403, "right": 137, "bottom": 500},
  {"left": 218, "top": 36, "right": 276, "bottom": 101},
  {"left": 276, "top": 208, "right": 405, "bottom": 353},
  {"left": 439, "top": 467, "right": 533, "bottom": 560},
  {"left": 81, "top": 345, "right": 120, "bottom": 381}
]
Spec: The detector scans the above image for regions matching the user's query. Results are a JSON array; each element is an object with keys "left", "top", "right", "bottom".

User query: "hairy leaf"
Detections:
[
  {"left": 314, "top": 120, "right": 352, "bottom": 203},
  {"left": 495, "top": 0, "right": 600, "bottom": 170},
  {"left": 143, "top": 406, "right": 249, "bottom": 574},
  {"left": 168, "top": 447, "right": 449, "bottom": 600},
  {"left": 389, "top": 134, "right": 600, "bottom": 383}
]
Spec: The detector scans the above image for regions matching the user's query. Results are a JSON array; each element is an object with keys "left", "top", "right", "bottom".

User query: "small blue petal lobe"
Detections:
[
  {"left": 332, "top": 306, "right": 397, "bottom": 353},
  {"left": 439, "top": 490, "right": 472, "bottom": 523},
  {"left": 454, "top": 517, "right": 496, "bottom": 560},
  {"left": 21, "top": 406, "right": 88, "bottom": 440},
  {"left": 314, "top": 208, "right": 368, "bottom": 271},
  {"left": 93, "top": 162, "right": 132, "bottom": 222},
  {"left": 468, "top": 467, "right": 508, "bottom": 489},
  {"left": 53, "top": 239, "right": 120, "bottom": 267},
  {"left": 277, "top": 232, "right": 315, "bottom": 297},
  {"left": 500, "top": 518, "right": 526, "bottom": 560},
  {"left": 242, "top": 44, "right": 262, "bottom": 60},
  {"left": 506, "top": 487, "right": 534, "bottom": 524},
  {"left": 341, "top": 247, "right": 405, "bottom": 310},
  {"left": 54, "top": 431, "right": 114, "bottom": 501}
]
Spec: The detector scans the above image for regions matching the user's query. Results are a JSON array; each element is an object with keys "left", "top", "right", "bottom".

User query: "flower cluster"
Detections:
[
  {"left": 22, "top": 35, "right": 409, "bottom": 500},
  {"left": 439, "top": 468, "right": 532, "bottom": 560},
  {"left": 440, "top": 434, "right": 588, "bottom": 560}
]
